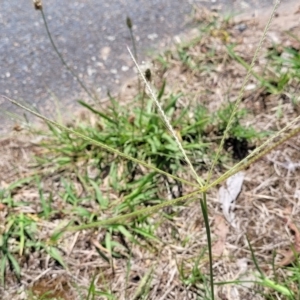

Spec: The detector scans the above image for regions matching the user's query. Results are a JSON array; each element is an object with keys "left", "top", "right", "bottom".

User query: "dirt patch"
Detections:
[
  {"left": 0, "top": 134, "right": 43, "bottom": 184},
  {"left": 30, "top": 275, "right": 74, "bottom": 300},
  {"left": 234, "top": 0, "right": 300, "bottom": 31}
]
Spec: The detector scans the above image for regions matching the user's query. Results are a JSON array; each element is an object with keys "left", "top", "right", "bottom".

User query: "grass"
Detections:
[{"left": 1, "top": 1, "right": 300, "bottom": 299}]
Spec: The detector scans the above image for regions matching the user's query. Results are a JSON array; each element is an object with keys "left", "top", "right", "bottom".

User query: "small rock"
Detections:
[
  {"left": 236, "top": 23, "right": 247, "bottom": 32},
  {"left": 106, "top": 35, "right": 115, "bottom": 41},
  {"left": 147, "top": 33, "right": 158, "bottom": 40},
  {"left": 87, "top": 66, "right": 96, "bottom": 76},
  {"left": 100, "top": 46, "right": 111, "bottom": 60}
]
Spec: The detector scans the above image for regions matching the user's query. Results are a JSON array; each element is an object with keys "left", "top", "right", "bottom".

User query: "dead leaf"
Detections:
[
  {"left": 212, "top": 215, "right": 229, "bottom": 257},
  {"left": 278, "top": 218, "right": 300, "bottom": 267}
]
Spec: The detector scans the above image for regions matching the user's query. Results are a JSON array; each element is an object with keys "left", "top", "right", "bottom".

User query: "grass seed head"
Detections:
[
  {"left": 126, "top": 16, "right": 133, "bottom": 29},
  {"left": 145, "top": 68, "right": 152, "bottom": 82},
  {"left": 33, "top": 0, "right": 42, "bottom": 10}
]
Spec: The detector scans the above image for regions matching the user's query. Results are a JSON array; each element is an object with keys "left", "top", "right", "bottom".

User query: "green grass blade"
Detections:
[
  {"left": 46, "top": 246, "right": 66, "bottom": 269},
  {"left": 260, "top": 278, "right": 294, "bottom": 298},
  {"left": 0, "top": 255, "right": 7, "bottom": 286},
  {"left": 246, "top": 235, "right": 263, "bottom": 276},
  {"left": 128, "top": 47, "right": 205, "bottom": 187},
  {"left": 7, "top": 252, "right": 21, "bottom": 282},
  {"left": 2, "top": 95, "right": 198, "bottom": 188},
  {"left": 78, "top": 100, "right": 116, "bottom": 124},
  {"left": 200, "top": 193, "right": 214, "bottom": 300}
]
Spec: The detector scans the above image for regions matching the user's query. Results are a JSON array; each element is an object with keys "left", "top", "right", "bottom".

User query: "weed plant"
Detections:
[{"left": 2, "top": 0, "right": 300, "bottom": 299}]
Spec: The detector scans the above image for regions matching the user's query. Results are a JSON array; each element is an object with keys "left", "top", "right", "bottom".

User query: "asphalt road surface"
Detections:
[{"left": 0, "top": 0, "right": 279, "bottom": 133}]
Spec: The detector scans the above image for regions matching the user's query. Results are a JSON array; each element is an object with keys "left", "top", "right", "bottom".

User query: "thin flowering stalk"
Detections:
[
  {"left": 33, "top": 0, "right": 97, "bottom": 102},
  {"left": 128, "top": 47, "right": 204, "bottom": 187},
  {"left": 126, "top": 16, "right": 141, "bottom": 93},
  {"left": 206, "top": 0, "right": 282, "bottom": 185},
  {"left": 2, "top": 95, "right": 199, "bottom": 188}
]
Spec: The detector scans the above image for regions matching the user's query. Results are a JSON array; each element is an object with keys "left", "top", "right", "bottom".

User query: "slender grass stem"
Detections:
[
  {"left": 128, "top": 47, "right": 204, "bottom": 187},
  {"left": 126, "top": 16, "right": 141, "bottom": 93},
  {"left": 215, "top": 113, "right": 300, "bottom": 186},
  {"left": 200, "top": 193, "right": 214, "bottom": 300},
  {"left": 2, "top": 89, "right": 300, "bottom": 231},
  {"left": 40, "top": 8, "right": 97, "bottom": 102},
  {"left": 206, "top": 0, "right": 281, "bottom": 185},
  {"left": 1, "top": 95, "right": 198, "bottom": 188}
]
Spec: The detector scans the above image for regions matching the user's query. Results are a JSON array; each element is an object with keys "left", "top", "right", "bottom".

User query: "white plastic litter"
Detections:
[{"left": 218, "top": 172, "right": 245, "bottom": 228}]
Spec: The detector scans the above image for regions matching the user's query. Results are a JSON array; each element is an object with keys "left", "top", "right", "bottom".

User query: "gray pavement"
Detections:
[{"left": 0, "top": 0, "right": 280, "bottom": 133}]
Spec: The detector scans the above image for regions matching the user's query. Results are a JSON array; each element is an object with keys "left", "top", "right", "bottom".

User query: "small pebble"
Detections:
[
  {"left": 236, "top": 23, "right": 247, "bottom": 32},
  {"left": 147, "top": 33, "right": 158, "bottom": 40}
]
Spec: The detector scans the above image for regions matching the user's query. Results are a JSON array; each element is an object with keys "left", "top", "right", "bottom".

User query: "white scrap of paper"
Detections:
[{"left": 218, "top": 172, "right": 245, "bottom": 228}]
